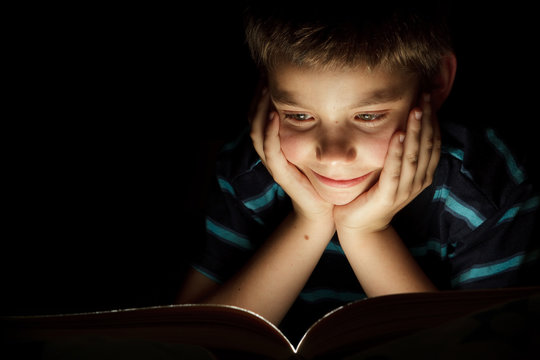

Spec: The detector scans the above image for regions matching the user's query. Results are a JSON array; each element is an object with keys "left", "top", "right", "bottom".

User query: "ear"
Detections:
[{"left": 430, "top": 52, "right": 457, "bottom": 111}]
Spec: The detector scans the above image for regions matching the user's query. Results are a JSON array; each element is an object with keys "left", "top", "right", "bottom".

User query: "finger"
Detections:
[
  {"left": 261, "top": 114, "right": 333, "bottom": 219},
  {"left": 249, "top": 90, "right": 271, "bottom": 163},
  {"left": 262, "top": 112, "right": 286, "bottom": 174},
  {"left": 377, "top": 131, "right": 405, "bottom": 200},
  {"left": 263, "top": 113, "right": 308, "bottom": 189},
  {"left": 424, "top": 113, "right": 441, "bottom": 185},
  {"left": 412, "top": 94, "right": 434, "bottom": 191},
  {"left": 396, "top": 105, "right": 422, "bottom": 197}
]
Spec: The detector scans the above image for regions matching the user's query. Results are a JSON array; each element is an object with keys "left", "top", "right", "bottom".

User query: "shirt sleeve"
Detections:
[
  {"left": 189, "top": 133, "right": 291, "bottom": 284},
  {"left": 445, "top": 129, "right": 540, "bottom": 289},
  {"left": 191, "top": 172, "right": 263, "bottom": 284}
]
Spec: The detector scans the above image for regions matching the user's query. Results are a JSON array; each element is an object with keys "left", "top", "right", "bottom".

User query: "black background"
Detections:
[{"left": 3, "top": 2, "right": 538, "bottom": 315}]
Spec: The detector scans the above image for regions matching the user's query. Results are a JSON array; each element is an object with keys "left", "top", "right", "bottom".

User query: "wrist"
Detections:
[
  {"left": 292, "top": 209, "right": 336, "bottom": 237},
  {"left": 333, "top": 203, "right": 395, "bottom": 240},
  {"left": 293, "top": 203, "right": 335, "bottom": 227},
  {"left": 336, "top": 224, "right": 394, "bottom": 246}
]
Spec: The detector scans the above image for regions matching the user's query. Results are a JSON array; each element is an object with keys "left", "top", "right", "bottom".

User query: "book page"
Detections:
[
  {"left": 3, "top": 304, "right": 295, "bottom": 359},
  {"left": 6, "top": 288, "right": 539, "bottom": 359},
  {"left": 345, "top": 293, "right": 540, "bottom": 359},
  {"left": 295, "top": 287, "right": 540, "bottom": 359}
]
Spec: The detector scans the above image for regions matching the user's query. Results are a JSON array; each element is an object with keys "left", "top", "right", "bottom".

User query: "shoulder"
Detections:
[
  {"left": 213, "top": 128, "right": 289, "bottom": 216},
  {"left": 215, "top": 128, "right": 261, "bottom": 181},
  {"left": 431, "top": 121, "right": 538, "bottom": 236},
  {"left": 437, "top": 121, "right": 535, "bottom": 208},
  {"left": 413, "top": 122, "right": 539, "bottom": 288}
]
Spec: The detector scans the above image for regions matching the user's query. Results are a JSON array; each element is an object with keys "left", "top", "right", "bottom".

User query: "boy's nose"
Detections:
[{"left": 316, "top": 131, "right": 357, "bottom": 165}]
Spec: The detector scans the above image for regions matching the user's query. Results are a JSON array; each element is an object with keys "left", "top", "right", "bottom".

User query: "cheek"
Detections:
[
  {"left": 357, "top": 127, "right": 398, "bottom": 168},
  {"left": 279, "top": 128, "right": 312, "bottom": 166},
  {"left": 367, "top": 113, "right": 409, "bottom": 165},
  {"left": 361, "top": 136, "right": 389, "bottom": 167}
]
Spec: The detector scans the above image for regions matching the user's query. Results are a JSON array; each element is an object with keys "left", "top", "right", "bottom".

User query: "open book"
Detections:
[{"left": 3, "top": 287, "right": 539, "bottom": 359}]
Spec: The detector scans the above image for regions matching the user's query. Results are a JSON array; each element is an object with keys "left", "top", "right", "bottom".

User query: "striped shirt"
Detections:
[{"left": 192, "top": 121, "right": 539, "bottom": 341}]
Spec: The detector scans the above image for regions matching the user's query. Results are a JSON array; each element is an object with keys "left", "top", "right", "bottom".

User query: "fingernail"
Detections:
[
  {"left": 415, "top": 110, "right": 422, "bottom": 121},
  {"left": 399, "top": 134, "right": 405, "bottom": 143}
]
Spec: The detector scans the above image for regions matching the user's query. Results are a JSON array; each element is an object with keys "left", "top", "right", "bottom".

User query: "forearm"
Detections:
[
  {"left": 338, "top": 226, "right": 436, "bottom": 297},
  {"left": 202, "top": 212, "right": 335, "bottom": 325}
]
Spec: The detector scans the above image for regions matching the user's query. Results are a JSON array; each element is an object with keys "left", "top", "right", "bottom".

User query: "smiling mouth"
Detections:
[{"left": 312, "top": 170, "right": 372, "bottom": 188}]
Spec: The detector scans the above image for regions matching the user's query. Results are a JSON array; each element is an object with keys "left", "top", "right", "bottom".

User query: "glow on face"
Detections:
[{"left": 269, "top": 64, "right": 419, "bottom": 205}]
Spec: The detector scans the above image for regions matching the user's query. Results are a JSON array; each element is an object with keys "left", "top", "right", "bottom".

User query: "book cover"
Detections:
[{"left": 3, "top": 287, "right": 539, "bottom": 359}]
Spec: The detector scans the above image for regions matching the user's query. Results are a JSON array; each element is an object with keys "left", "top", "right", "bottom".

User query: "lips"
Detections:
[{"left": 312, "top": 170, "right": 372, "bottom": 188}]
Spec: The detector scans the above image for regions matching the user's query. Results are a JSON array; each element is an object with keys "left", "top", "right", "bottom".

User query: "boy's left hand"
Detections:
[{"left": 334, "top": 94, "right": 440, "bottom": 236}]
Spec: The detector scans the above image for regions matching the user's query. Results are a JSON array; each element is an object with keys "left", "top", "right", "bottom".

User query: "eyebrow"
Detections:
[
  {"left": 270, "top": 87, "right": 403, "bottom": 109},
  {"left": 270, "top": 88, "right": 306, "bottom": 107}
]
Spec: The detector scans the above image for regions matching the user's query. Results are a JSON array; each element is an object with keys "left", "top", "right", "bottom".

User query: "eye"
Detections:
[
  {"left": 284, "top": 113, "right": 314, "bottom": 121},
  {"left": 355, "top": 113, "right": 384, "bottom": 122}
]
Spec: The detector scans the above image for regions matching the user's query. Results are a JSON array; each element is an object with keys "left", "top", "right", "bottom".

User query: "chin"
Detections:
[{"left": 320, "top": 191, "right": 360, "bottom": 206}]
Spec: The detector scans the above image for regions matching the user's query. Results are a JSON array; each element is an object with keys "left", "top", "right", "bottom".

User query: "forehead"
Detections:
[{"left": 268, "top": 64, "right": 417, "bottom": 107}]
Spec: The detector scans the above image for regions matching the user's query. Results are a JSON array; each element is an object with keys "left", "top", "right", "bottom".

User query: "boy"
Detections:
[{"left": 177, "top": 2, "right": 539, "bottom": 341}]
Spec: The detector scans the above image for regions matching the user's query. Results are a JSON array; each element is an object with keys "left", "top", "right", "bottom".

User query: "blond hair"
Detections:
[{"left": 244, "top": 1, "right": 453, "bottom": 88}]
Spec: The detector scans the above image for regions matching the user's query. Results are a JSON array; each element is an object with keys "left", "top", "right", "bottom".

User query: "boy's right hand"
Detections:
[{"left": 249, "top": 88, "right": 335, "bottom": 225}]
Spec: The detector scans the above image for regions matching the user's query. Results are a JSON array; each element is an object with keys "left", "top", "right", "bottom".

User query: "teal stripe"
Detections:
[
  {"left": 498, "top": 207, "right": 520, "bottom": 225},
  {"left": 325, "top": 242, "right": 345, "bottom": 255},
  {"left": 299, "top": 289, "right": 366, "bottom": 303},
  {"left": 243, "top": 183, "right": 286, "bottom": 212},
  {"left": 442, "top": 145, "right": 474, "bottom": 180},
  {"left": 451, "top": 249, "right": 540, "bottom": 286},
  {"left": 206, "top": 218, "right": 253, "bottom": 250},
  {"left": 432, "top": 186, "right": 451, "bottom": 201},
  {"left": 486, "top": 129, "right": 525, "bottom": 184},
  {"left": 252, "top": 215, "right": 264, "bottom": 225},
  {"left": 217, "top": 177, "right": 236, "bottom": 196},
  {"left": 192, "top": 265, "right": 223, "bottom": 284},
  {"left": 441, "top": 145, "right": 464, "bottom": 161},
  {"left": 433, "top": 187, "right": 486, "bottom": 229},
  {"left": 409, "top": 239, "right": 447, "bottom": 259},
  {"left": 497, "top": 196, "right": 540, "bottom": 225},
  {"left": 247, "top": 159, "right": 262, "bottom": 172},
  {"left": 523, "top": 196, "right": 540, "bottom": 211}
]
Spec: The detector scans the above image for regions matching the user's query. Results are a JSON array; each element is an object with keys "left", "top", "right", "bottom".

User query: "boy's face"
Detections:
[{"left": 269, "top": 64, "right": 420, "bottom": 205}]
